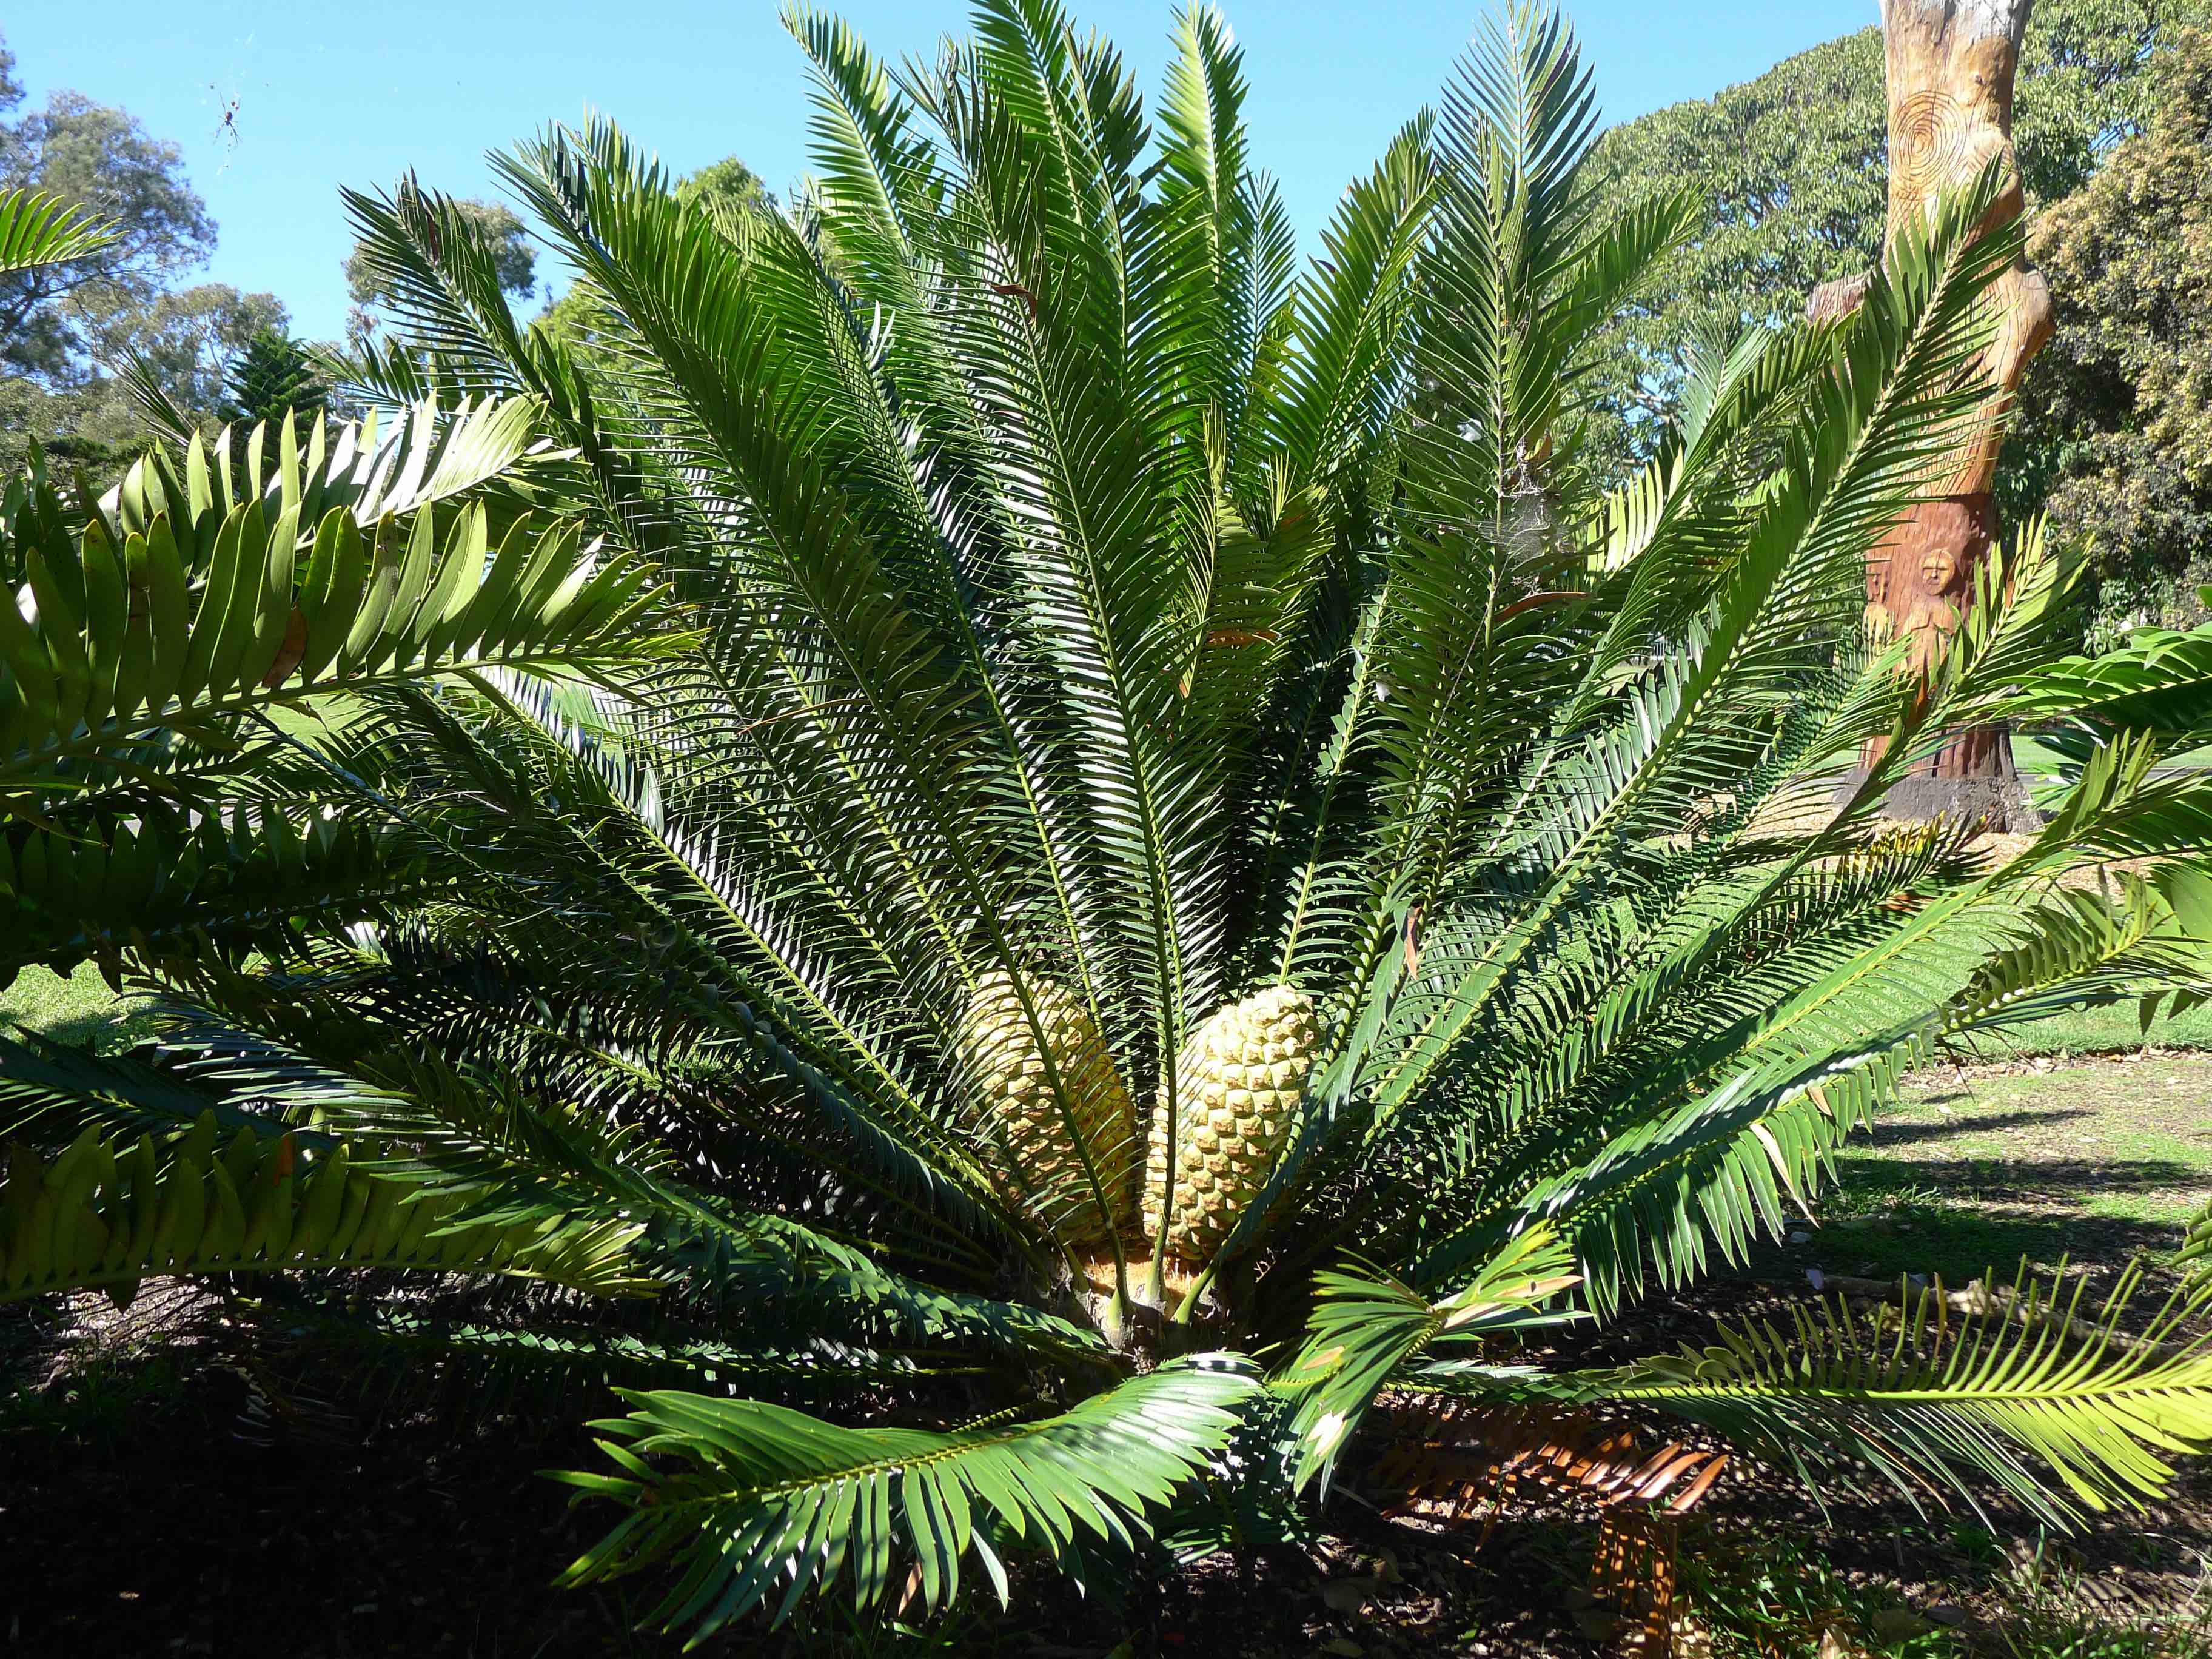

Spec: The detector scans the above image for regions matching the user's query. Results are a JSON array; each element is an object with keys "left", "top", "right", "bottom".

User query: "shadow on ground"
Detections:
[
  {"left": 1869, "top": 1106, "right": 2096, "bottom": 1143},
  {"left": 1753, "top": 1067, "right": 2212, "bottom": 1291}
]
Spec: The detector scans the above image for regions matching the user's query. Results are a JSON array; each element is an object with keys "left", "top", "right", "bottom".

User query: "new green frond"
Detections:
[
  {"left": 555, "top": 1356, "right": 1259, "bottom": 1636},
  {"left": 1278, "top": 1225, "right": 1582, "bottom": 1491}
]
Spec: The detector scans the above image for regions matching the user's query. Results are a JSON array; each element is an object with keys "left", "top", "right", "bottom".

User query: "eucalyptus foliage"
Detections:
[{"left": 1581, "top": 0, "right": 2207, "bottom": 474}]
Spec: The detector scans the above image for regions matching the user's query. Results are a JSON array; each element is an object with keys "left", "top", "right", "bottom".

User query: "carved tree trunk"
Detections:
[{"left": 1809, "top": 0, "right": 2056, "bottom": 825}]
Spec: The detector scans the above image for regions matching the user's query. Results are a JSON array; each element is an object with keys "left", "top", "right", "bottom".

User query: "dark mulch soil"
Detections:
[
  {"left": 0, "top": 1299, "right": 1584, "bottom": 1659},
  {"left": 7, "top": 1272, "right": 2210, "bottom": 1658},
  {"left": 1, "top": 1299, "right": 630, "bottom": 1657},
  {"left": 12, "top": 1049, "right": 2212, "bottom": 1659}
]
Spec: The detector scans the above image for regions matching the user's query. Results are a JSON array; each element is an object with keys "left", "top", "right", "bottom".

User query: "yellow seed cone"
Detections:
[
  {"left": 1142, "top": 984, "right": 1318, "bottom": 1262},
  {"left": 954, "top": 972, "right": 1136, "bottom": 1245}
]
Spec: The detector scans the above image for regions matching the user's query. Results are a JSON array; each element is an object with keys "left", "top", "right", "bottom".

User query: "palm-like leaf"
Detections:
[
  {"left": 1278, "top": 1225, "right": 1583, "bottom": 1490},
  {"left": 0, "top": 1115, "right": 652, "bottom": 1307},
  {"left": 1, "top": 404, "right": 692, "bottom": 981},
  {"left": 1987, "top": 618, "right": 2212, "bottom": 748},
  {"left": 555, "top": 1355, "right": 1259, "bottom": 1635},
  {"left": 0, "top": 189, "right": 115, "bottom": 276},
  {"left": 1531, "top": 1262, "right": 2212, "bottom": 1530}
]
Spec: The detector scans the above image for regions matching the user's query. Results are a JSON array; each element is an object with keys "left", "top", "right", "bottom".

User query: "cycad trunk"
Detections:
[{"left": 1811, "top": 0, "right": 2054, "bottom": 828}]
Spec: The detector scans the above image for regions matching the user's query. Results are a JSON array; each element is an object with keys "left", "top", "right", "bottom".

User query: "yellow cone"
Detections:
[
  {"left": 955, "top": 972, "right": 1136, "bottom": 1245},
  {"left": 1142, "top": 984, "right": 1318, "bottom": 1262}
]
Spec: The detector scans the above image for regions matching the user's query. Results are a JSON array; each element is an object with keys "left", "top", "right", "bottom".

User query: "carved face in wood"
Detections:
[{"left": 1865, "top": 493, "right": 1990, "bottom": 672}]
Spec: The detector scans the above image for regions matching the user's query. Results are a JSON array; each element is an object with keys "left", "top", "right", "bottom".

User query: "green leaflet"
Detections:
[
  {"left": 1275, "top": 1225, "right": 1584, "bottom": 1492},
  {"left": 1575, "top": 1259, "right": 2212, "bottom": 1529},
  {"left": 0, "top": 1114, "right": 655, "bottom": 1306},
  {"left": 2, "top": 435, "right": 694, "bottom": 816},
  {"left": 554, "top": 1355, "right": 1259, "bottom": 1637},
  {"left": 0, "top": 804, "right": 434, "bottom": 987},
  {"left": 0, "top": 189, "right": 116, "bottom": 276}
]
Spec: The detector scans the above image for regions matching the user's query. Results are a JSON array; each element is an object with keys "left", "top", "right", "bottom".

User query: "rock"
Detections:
[
  {"left": 1569, "top": 1605, "right": 1620, "bottom": 1641},
  {"left": 1671, "top": 1617, "right": 1716, "bottom": 1658},
  {"left": 1869, "top": 1606, "right": 1931, "bottom": 1641},
  {"left": 1322, "top": 1575, "right": 1381, "bottom": 1614},
  {"left": 1926, "top": 1603, "right": 1969, "bottom": 1627},
  {"left": 1788, "top": 1229, "right": 1812, "bottom": 1245}
]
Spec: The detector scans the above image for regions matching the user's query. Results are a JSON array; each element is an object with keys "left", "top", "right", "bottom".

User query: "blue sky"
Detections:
[{"left": 8, "top": 0, "right": 1872, "bottom": 343}]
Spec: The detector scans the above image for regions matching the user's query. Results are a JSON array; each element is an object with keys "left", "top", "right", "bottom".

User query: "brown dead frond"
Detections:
[{"left": 1369, "top": 1396, "right": 1729, "bottom": 1656}]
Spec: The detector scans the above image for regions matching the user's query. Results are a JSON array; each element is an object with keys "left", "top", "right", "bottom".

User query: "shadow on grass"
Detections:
[
  {"left": 1797, "top": 1147, "right": 2212, "bottom": 1284},
  {"left": 1813, "top": 1207, "right": 2191, "bottom": 1284},
  {"left": 1842, "top": 1154, "right": 2202, "bottom": 1200},
  {"left": 19, "top": 1008, "right": 159, "bottom": 1053},
  {"left": 1866, "top": 1106, "right": 2097, "bottom": 1144}
]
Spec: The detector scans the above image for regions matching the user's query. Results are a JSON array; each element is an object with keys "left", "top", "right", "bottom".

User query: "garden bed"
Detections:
[{"left": 8, "top": 1045, "right": 2212, "bottom": 1658}]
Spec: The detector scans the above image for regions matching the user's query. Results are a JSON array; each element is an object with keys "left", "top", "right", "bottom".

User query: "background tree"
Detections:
[
  {"left": 0, "top": 35, "right": 215, "bottom": 381},
  {"left": 675, "top": 154, "right": 776, "bottom": 218},
  {"left": 0, "top": 280, "right": 289, "bottom": 471},
  {"left": 1583, "top": 0, "right": 2201, "bottom": 474},
  {"left": 97, "top": 281, "right": 287, "bottom": 413},
  {"left": 2014, "top": 27, "right": 2212, "bottom": 643},
  {"left": 0, "top": 29, "right": 287, "bottom": 469},
  {"left": 215, "top": 323, "right": 329, "bottom": 431}
]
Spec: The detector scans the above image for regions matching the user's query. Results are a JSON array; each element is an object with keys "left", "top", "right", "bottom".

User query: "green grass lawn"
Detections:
[
  {"left": 2015, "top": 733, "right": 2212, "bottom": 774},
  {"left": 1959, "top": 997, "right": 2212, "bottom": 1058},
  {"left": 1786, "top": 1054, "right": 2212, "bottom": 1287},
  {"left": 1724, "top": 1048, "right": 2212, "bottom": 1655},
  {"left": 0, "top": 963, "right": 161, "bottom": 1053}
]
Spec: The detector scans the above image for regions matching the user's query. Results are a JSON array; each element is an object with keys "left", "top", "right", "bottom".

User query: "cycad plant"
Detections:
[{"left": 12, "top": 1, "right": 2212, "bottom": 1638}]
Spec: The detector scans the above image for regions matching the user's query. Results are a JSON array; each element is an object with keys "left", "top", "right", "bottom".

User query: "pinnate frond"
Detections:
[
  {"left": 0, "top": 1114, "right": 653, "bottom": 1307},
  {"left": 0, "top": 188, "right": 115, "bottom": 275},
  {"left": 555, "top": 1355, "right": 1260, "bottom": 1636}
]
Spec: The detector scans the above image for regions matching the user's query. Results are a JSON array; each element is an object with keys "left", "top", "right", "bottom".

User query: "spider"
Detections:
[{"left": 210, "top": 87, "right": 241, "bottom": 153}]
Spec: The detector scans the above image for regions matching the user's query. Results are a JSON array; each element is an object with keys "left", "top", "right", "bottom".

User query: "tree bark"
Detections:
[{"left": 1809, "top": 0, "right": 2056, "bottom": 825}]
